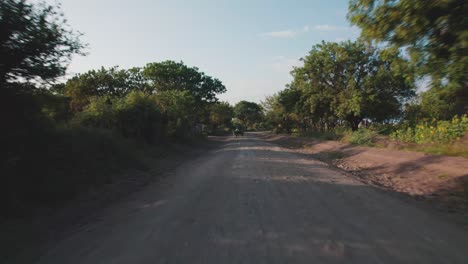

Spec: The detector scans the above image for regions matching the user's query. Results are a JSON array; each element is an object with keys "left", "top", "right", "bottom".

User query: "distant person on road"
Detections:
[{"left": 233, "top": 127, "right": 243, "bottom": 137}]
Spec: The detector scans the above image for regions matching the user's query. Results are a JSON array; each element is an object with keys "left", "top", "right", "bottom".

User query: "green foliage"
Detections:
[
  {"left": 391, "top": 115, "right": 468, "bottom": 144},
  {"left": 61, "top": 61, "right": 229, "bottom": 140},
  {"left": 2, "top": 0, "right": 235, "bottom": 216},
  {"left": 409, "top": 142, "right": 468, "bottom": 158},
  {"left": 348, "top": 0, "right": 468, "bottom": 117},
  {"left": 72, "top": 90, "right": 204, "bottom": 141},
  {"left": 298, "top": 41, "right": 414, "bottom": 130},
  {"left": 234, "top": 101, "right": 264, "bottom": 130},
  {"left": 114, "top": 91, "right": 165, "bottom": 143},
  {"left": 1, "top": 0, "right": 85, "bottom": 213},
  {"left": 208, "top": 102, "right": 234, "bottom": 133},
  {"left": 73, "top": 91, "right": 165, "bottom": 143},
  {"left": 343, "top": 128, "right": 378, "bottom": 146},
  {"left": 419, "top": 86, "right": 468, "bottom": 120},
  {"left": 64, "top": 62, "right": 226, "bottom": 112},
  {"left": 38, "top": 93, "right": 71, "bottom": 123},
  {"left": 262, "top": 94, "right": 295, "bottom": 133},
  {"left": 154, "top": 90, "right": 197, "bottom": 138},
  {"left": 264, "top": 41, "right": 415, "bottom": 133},
  {"left": 301, "top": 130, "right": 343, "bottom": 141},
  {"left": 73, "top": 96, "right": 116, "bottom": 129},
  {"left": 0, "top": 0, "right": 84, "bottom": 85},
  {"left": 64, "top": 67, "right": 148, "bottom": 111},
  {"left": 142, "top": 61, "right": 226, "bottom": 103}
]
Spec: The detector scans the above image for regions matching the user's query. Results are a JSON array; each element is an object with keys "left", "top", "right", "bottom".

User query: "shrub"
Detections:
[
  {"left": 114, "top": 91, "right": 164, "bottom": 143},
  {"left": 343, "top": 128, "right": 377, "bottom": 145},
  {"left": 303, "top": 130, "right": 343, "bottom": 141},
  {"left": 1, "top": 125, "right": 144, "bottom": 214},
  {"left": 391, "top": 115, "right": 468, "bottom": 144},
  {"left": 72, "top": 96, "right": 116, "bottom": 129},
  {"left": 154, "top": 90, "right": 197, "bottom": 138},
  {"left": 73, "top": 91, "right": 165, "bottom": 143}
]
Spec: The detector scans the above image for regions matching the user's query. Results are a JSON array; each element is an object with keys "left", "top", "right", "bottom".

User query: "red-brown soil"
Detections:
[{"left": 263, "top": 133, "right": 468, "bottom": 221}]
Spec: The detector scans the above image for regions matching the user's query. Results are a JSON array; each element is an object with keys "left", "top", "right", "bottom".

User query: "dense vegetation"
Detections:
[
  {"left": 62, "top": 62, "right": 230, "bottom": 140},
  {"left": 263, "top": 41, "right": 414, "bottom": 132},
  {"left": 263, "top": 0, "right": 467, "bottom": 156},
  {"left": 1, "top": 0, "right": 236, "bottom": 214},
  {"left": 349, "top": 0, "right": 468, "bottom": 119},
  {"left": 233, "top": 101, "right": 264, "bottom": 131}
]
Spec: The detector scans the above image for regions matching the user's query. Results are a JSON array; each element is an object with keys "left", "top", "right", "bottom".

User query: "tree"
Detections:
[
  {"left": 208, "top": 102, "right": 234, "bottom": 132},
  {"left": 262, "top": 94, "right": 297, "bottom": 134},
  {"left": 0, "top": 0, "right": 84, "bottom": 85},
  {"left": 114, "top": 91, "right": 164, "bottom": 143},
  {"left": 142, "top": 61, "right": 226, "bottom": 103},
  {"left": 154, "top": 90, "right": 197, "bottom": 138},
  {"left": 292, "top": 41, "right": 414, "bottom": 130},
  {"left": 1, "top": 0, "right": 84, "bottom": 179},
  {"left": 348, "top": 0, "right": 468, "bottom": 117},
  {"left": 64, "top": 62, "right": 226, "bottom": 112},
  {"left": 72, "top": 91, "right": 166, "bottom": 143},
  {"left": 64, "top": 67, "right": 147, "bottom": 111},
  {"left": 419, "top": 86, "right": 467, "bottom": 120},
  {"left": 234, "top": 101, "right": 263, "bottom": 129}
]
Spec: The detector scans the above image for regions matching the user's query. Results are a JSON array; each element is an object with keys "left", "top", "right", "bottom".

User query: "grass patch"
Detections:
[
  {"left": 342, "top": 128, "right": 378, "bottom": 146},
  {"left": 293, "top": 127, "right": 467, "bottom": 158},
  {"left": 405, "top": 142, "right": 468, "bottom": 158},
  {"left": 437, "top": 173, "right": 450, "bottom": 179},
  {"left": 301, "top": 130, "right": 344, "bottom": 141}
]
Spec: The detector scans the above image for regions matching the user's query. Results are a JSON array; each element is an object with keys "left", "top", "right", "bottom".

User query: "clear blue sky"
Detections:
[{"left": 52, "top": 0, "right": 359, "bottom": 103}]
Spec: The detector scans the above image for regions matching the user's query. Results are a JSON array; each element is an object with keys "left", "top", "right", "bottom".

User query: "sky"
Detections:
[{"left": 49, "top": 0, "right": 359, "bottom": 104}]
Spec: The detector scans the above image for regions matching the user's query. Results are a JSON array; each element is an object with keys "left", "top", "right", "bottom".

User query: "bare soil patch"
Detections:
[{"left": 263, "top": 133, "right": 468, "bottom": 222}]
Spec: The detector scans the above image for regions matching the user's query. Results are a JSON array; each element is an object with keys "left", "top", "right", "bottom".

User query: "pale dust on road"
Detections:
[{"left": 34, "top": 133, "right": 468, "bottom": 264}]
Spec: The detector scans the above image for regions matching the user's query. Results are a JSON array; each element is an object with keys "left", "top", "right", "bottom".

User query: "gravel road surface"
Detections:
[{"left": 34, "top": 133, "right": 468, "bottom": 264}]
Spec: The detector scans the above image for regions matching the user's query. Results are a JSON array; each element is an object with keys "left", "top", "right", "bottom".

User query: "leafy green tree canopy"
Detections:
[
  {"left": 142, "top": 61, "right": 226, "bottom": 103},
  {"left": 292, "top": 41, "right": 415, "bottom": 130},
  {"left": 349, "top": 0, "right": 467, "bottom": 86},
  {"left": 209, "top": 102, "right": 234, "bottom": 131},
  {"left": 65, "top": 62, "right": 227, "bottom": 112},
  {"left": 234, "top": 101, "right": 263, "bottom": 129},
  {"left": 262, "top": 93, "right": 298, "bottom": 134},
  {"left": 0, "top": 0, "right": 84, "bottom": 85},
  {"left": 64, "top": 67, "right": 148, "bottom": 111}
]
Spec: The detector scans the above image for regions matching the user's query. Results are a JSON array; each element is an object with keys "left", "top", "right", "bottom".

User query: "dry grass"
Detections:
[{"left": 394, "top": 134, "right": 468, "bottom": 158}]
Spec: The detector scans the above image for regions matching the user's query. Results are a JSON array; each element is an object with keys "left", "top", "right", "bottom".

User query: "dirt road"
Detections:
[{"left": 32, "top": 133, "right": 468, "bottom": 263}]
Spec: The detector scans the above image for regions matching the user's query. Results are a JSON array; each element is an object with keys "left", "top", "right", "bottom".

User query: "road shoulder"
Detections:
[{"left": 262, "top": 132, "right": 468, "bottom": 226}]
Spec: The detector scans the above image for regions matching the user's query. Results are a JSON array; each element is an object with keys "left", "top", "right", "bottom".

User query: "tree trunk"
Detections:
[{"left": 348, "top": 116, "right": 362, "bottom": 131}]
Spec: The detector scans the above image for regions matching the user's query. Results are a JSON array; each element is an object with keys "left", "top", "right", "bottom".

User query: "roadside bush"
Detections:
[
  {"left": 73, "top": 91, "right": 165, "bottom": 143},
  {"left": 72, "top": 96, "right": 116, "bottom": 129},
  {"left": 114, "top": 91, "right": 164, "bottom": 143},
  {"left": 154, "top": 90, "right": 197, "bottom": 138},
  {"left": 302, "top": 130, "right": 343, "bottom": 141},
  {"left": 1, "top": 125, "right": 144, "bottom": 215},
  {"left": 208, "top": 102, "right": 234, "bottom": 134},
  {"left": 370, "top": 123, "right": 397, "bottom": 136},
  {"left": 390, "top": 115, "right": 468, "bottom": 144},
  {"left": 2, "top": 85, "right": 56, "bottom": 185},
  {"left": 343, "top": 128, "right": 378, "bottom": 146}
]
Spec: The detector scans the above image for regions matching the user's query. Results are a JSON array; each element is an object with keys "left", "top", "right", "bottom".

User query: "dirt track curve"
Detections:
[{"left": 33, "top": 133, "right": 468, "bottom": 264}]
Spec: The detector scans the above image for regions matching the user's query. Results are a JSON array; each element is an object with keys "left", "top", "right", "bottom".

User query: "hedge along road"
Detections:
[{"left": 34, "top": 133, "right": 468, "bottom": 264}]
